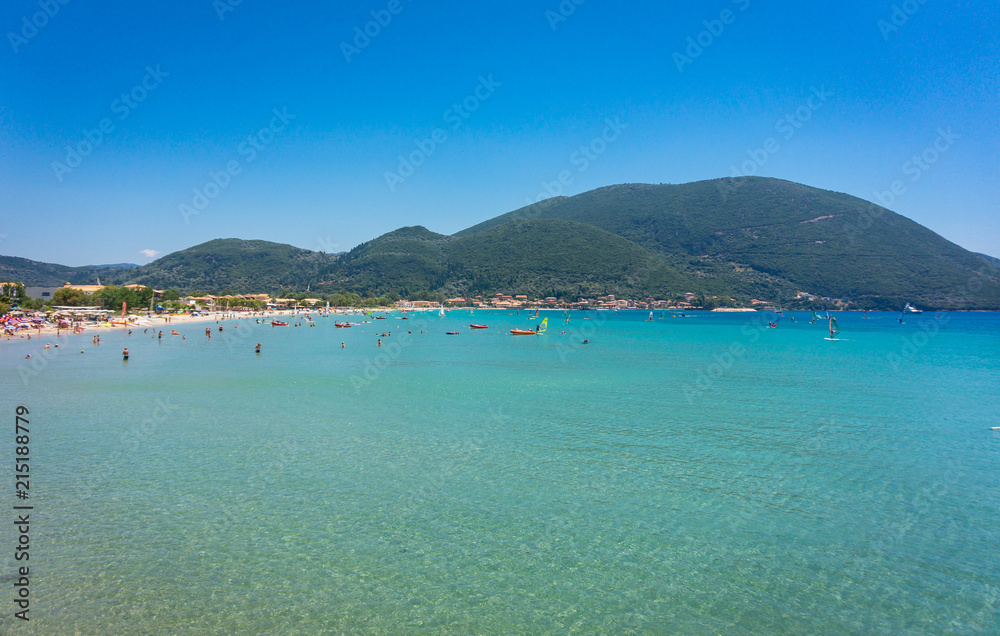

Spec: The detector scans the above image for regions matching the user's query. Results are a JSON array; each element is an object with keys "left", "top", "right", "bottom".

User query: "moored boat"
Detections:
[{"left": 470, "top": 324, "right": 488, "bottom": 329}]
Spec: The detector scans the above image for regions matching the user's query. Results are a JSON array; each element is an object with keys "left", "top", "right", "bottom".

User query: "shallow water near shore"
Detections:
[{"left": 3, "top": 310, "right": 999, "bottom": 633}]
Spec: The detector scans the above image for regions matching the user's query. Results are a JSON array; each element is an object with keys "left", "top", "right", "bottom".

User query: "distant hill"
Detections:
[
  {"left": 0, "top": 255, "right": 138, "bottom": 287},
  {"left": 329, "top": 226, "right": 451, "bottom": 296},
  {"left": 329, "top": 220, "right": 696, "bottom": 299},
  {"left": 117, "top": 239, "right": 337, "bottom": 292},
  {"left": 6, "top": 178, "right": 999, "bottom": 308}
]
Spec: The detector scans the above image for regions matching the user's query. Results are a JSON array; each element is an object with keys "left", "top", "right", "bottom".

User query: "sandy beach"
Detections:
[{"left": 1, "top": 308, "right": 366, "bottom": 345}]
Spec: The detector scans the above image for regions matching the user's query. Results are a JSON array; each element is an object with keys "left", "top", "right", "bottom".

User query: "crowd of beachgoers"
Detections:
[{"left": 1, "top": 308, "right": 362, "bottom": 342}]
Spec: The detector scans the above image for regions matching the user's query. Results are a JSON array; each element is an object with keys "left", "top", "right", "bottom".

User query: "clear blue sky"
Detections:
[{"left": 2, "top": 0, "right": 997, "bottom": 265}]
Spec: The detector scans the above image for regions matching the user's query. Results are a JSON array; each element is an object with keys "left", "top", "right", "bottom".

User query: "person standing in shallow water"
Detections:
[
  {"left": 255, "top": 342, "right": 261, "bottom": 353},
  {"left": 122, "top": 348, "right": 129, "bottom": 361}
]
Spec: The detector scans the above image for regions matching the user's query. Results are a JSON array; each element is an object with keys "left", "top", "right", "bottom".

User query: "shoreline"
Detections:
[
  {"left": 1, "top": 306, "right": 987, "bottom": 347},
  {"left": 1, "top": 309, "right": 317, "bottom": 345},
  {"left": 2, "top": 307, "right": 442, "bottom": 347}
]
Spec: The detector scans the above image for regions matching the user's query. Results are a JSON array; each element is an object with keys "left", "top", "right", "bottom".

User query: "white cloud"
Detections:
[{"left": 140, "top": 249, "right": 161, "bottom": 259}]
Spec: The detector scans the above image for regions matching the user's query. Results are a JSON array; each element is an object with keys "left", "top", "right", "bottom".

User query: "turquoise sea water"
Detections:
[{"left": 2, "top": 310, "right": 998, "bottom": 634}]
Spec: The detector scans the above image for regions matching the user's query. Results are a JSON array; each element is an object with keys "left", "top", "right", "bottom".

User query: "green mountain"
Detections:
[
  {"left": 324, "top": 220, "right": 696, "bottom": 299},
  {"left": 441, "top": 219, "right": 693, "bottom": 299},
  {"left": 118, "top": 239, "right": 337, "bottom": 293},
  {"left": 457, "top": 178, "right": 1000, "bottom": 309},
  {"left": 977, "top": 252, "right": 1000, "bottom": 269},
  {"left": 6, "top": 177, "right": 999, "bottom": 308},
  {"left": 329, "top": 226, "right": 451, "bottom": 296},
  {"left": 0, "top": 255, "right": 137, "bottom": 287}
]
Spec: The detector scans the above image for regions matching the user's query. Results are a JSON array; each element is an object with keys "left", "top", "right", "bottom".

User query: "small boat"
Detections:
[
  {"left": 446, "top": 331, "right": 459, "bottom": 335},
  {"left": 903, "top": 303, "right": 923, "bottom": 314},
  {"left": 271, "top": 321, "right": 288, "bottom": 326},
  {"left": 170, "top": 330, "right": 180, "bottom": 335},
  {"left": 334, "top": 322, "right": 352, "bottom": 328},
  {"left": 470, "top": 324, "right": 489, "bottom": 329},
  {"left": 510, "top": 329, "right": 536, "bottom": 335},
  {"left": 439, "top": 306, "right": 446, "bottom": 317},
  {"left": 375, "top": 316, "right": 387, "bottom": 320}
]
